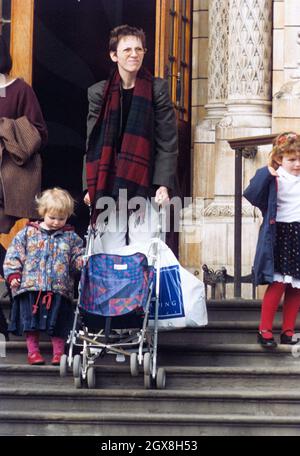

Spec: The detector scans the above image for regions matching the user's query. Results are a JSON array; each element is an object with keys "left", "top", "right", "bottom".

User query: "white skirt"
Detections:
[{"left": 273, "top": 272, "right": 300, "bottom": 289}]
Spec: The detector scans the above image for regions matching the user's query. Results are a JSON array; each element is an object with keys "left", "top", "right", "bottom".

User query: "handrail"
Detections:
[{"left": 228, "top": 133, "right": 277, "bottom": 150}]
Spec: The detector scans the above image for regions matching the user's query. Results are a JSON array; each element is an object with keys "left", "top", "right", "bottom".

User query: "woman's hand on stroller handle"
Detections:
[
  {"left": 155, "top": 186, "right": 169, "bottom": 207},
  {"left": 83, "top": 191, "right": 91, "bottom": 206}
]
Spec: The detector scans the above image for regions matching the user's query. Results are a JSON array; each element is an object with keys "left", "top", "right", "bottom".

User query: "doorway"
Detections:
[
  {"left": 32, "top": 0, "right": 156, "bottom": 235},
  {"left": 3, "top": 0, "right": 193, "bottom": 253},
  {"left": 33, "top": 0, "right": 156, "bottom": 191}
]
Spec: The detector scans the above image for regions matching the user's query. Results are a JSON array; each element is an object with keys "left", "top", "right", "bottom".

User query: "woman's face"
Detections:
[
  {"left": 110, "top": 35, "right": 145, "bottom": 76},
  {"left": 279, "top": 153, "right": 300, "bottom": 176}
]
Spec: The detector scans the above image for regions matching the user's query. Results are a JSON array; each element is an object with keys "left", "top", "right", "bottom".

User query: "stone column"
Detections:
[
  {"left": 206, "top": 0, "right": 229, "bottom": 123},
  {"left": 180, "top": 0, "right": 230, "bottom": 272},
  {"left": 213, "top": 0, "right": 273, "bottom": 198},
  {"left": 208, "top": 0, "right": 273, "bottom": 295},
  {"left": 193, "top": 0, "right": 230, "bottom": 199},
  {"left": 181, "top": 0, "right": 274, "bottom": 292},
  {"left": 182, "top": 0, "right": 273, "bottom": 294},
  {"left": 222, "top": 0, "right": 273, "bottom": 131}
]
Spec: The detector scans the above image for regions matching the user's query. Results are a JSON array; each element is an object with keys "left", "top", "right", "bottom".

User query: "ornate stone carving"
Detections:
[
  {"left": 239, "top": 146, "right": 258, "bottom": 159},
  {"left": 180, "top": 200, "right": 256, "bottom": 220},
  {"left": 217, "top": 116, "right": 233, "bottom": 128},
  {"left": 228, "top": 0, "right": 272, "bottom": 101},
  {"left": 208, "top": 0, "right": 229, "bottom": 104},
  {"left": 203, "top": 202, "right": 255, "bottom": 217}
]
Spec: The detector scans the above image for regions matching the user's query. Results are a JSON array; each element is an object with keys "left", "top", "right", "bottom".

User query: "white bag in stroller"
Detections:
[{"left": 113, "top": 238, "right": 208, "bottom": 330}]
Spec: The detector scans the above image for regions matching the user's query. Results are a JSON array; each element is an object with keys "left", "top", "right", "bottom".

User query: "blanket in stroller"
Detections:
[{"left": 79, "top": 252, "right": 151, "bottom": 317}]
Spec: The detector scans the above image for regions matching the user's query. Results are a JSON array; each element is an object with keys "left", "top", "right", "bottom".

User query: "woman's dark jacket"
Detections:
[
  {"left": 243, "top": 166, "right": 277, "bottom": 285},
  {"left": 83, "top": 78, "right": 178, "bottom": 192}
]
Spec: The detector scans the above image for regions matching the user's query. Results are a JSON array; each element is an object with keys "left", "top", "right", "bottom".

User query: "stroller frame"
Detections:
[{"left": 60, "top": 208, "right": 166, "bottom": 390}]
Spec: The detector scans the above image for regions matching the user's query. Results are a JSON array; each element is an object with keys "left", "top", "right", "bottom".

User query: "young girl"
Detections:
[
  {"left": 3, "top": 188, "right": 83, "bottom": 365},
  {"left": 244, "top": 132, "right": 300, "bottom": 348}
]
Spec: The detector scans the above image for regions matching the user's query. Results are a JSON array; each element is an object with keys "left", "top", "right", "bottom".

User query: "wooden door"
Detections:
[
  {"left": 155, "top": 0, "right": 192, "bottom": 198},
  {"left": 155, "top": 0, "right": 192, "bottom": 254},
  {"left": 0, "top": 0, "right": 34, "bottom": 83},
  {"left": 0, "top": 0, "right": 34, "bottom": 253}
]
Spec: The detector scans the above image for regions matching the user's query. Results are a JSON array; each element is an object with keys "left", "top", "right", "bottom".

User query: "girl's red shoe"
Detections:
[
  {"left": 51, "top": 353, "right": 63, "bottom": 366},
  {"left": 28, "top": 352, "right": 45, "bottom": 365}
]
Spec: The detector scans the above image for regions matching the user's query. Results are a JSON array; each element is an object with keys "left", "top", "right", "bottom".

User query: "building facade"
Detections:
[
  {"left": 181, "top": 0, "right": 300, "bottom": 297},
  {"left": 1, "top": 0, "right": 300, "bottom": 297}
]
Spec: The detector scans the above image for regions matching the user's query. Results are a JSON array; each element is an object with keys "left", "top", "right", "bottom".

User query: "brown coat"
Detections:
[{"left": 0, "top": 116, "right": 42, "bottom": 219}]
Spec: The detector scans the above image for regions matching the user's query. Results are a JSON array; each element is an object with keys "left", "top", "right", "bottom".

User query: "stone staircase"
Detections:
[{"left": 1, "top": 296, "right": 300, "bottom": 436}]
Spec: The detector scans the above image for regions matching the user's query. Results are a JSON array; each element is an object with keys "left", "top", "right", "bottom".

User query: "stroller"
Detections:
[{"left": 59, "top": 210, "right": 166, "bottom": 390}]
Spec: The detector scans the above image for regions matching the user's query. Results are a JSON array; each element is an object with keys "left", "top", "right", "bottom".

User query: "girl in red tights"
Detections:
[{"left": 244, "top": 132, "right": 300, "bottom": 348}]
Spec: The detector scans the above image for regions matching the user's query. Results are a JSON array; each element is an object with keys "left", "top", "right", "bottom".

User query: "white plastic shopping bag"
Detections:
[
  {"left": 114, "top": 239, "right": 208, "bottom": 330},
  {"left": 148, "top": 240, "right": 207, "bottom": 329}
]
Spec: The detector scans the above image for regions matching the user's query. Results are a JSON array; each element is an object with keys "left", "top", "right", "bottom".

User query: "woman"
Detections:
[
  {"left": 0, "top": 36, "right": 48, "bottom": 339},
  {"left": 84, "top": 25, "right": 178, "bottom": 253}
]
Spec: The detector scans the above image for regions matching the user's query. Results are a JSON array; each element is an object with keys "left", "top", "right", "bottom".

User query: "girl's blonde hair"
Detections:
[
  {"left": 35, "top": 187, "right": 74, "bottom": 218},
  {"left": 269, "top": 132, "right": 300, "bottom": 168}
]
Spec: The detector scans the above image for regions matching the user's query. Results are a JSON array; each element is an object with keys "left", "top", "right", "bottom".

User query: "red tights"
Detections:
[{"left": 259, "top": 282, "right": 300, "bottom": 338}]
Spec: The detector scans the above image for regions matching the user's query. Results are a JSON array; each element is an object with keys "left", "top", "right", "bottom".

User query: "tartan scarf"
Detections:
[{"left": 86, "top": 67, "right": 154, "bottom": 208}]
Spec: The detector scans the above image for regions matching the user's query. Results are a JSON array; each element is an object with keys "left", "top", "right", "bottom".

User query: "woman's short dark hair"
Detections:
[
  {"left": 0, "top": 36, "right": 12, "bottom": 74},
  {"left": 109, "top": 25, "right": 146, "bottom": 52}
]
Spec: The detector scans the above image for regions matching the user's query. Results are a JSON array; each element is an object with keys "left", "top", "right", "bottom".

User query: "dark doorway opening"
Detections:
[{"left": 33, "top": 0, "right": 156, "bottom": 236}]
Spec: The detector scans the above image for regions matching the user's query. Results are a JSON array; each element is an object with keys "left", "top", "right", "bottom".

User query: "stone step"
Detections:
[
  {"left": 2, "top": 386, "right": 300, "bottom": 417},
  {"left": 0, "top": 410, "right": 300, "bottom": 436},
  {"left": 2, "top": 364, "right": 300, "bottom": 390},
  {"left": 160, "top": 323, "right": 300, "bottom": 344},
  {"left": 6, "top": 322, "right": 300, "bottom": 345},
  {"left": 207, "top": 299, "right": 300, "bottom": 323},
  {"left": 159, "top": 343, "right": 299, "bottom": 367},
  {"left": 2, "top": 297, "right": 299, "bottom": 329},
  {"left": 2, "top": 341, "right": 300, "bottom": 367}
]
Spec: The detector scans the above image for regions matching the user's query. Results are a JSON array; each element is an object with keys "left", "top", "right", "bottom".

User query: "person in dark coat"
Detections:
[
  {"left": 0, "top": 36, "right": 48, "bottom": 233},
  {"left": 83, "top": 25, "right": 178, "bottom": 253},
  {"left": 244, "top": 132, "right": 300, "bottom": 348},
  {"left": 0, "top": 36, "right": 47, "bottom": 340}
]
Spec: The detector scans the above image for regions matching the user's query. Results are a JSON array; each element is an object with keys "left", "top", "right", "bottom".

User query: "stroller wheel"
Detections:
[
  {"left": 74, "top": 376, "right": 82, "bottom": 389},
  {"left": 130, "top": 353, "right": 139, "bottom": 377},
  {"left": 87, "top": 366, "right": 96, "bottom": 389},
  {"left": 73, "top": 354, "right": 81, "bottom": 378},
  {"left": 59, "top": 354, "right": 68, "bottom": 377},
  {"left": 144, "top": 373, "right": 153, "bottom": 389},
  {"left": 156, "top": 367, "right": 166, "bottom": 390},
  {"left": 143, "top": 352, "right": 152, "bottom": 376}
]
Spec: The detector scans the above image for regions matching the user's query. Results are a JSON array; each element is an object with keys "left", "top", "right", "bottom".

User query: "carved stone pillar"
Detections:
[
  {"left": 223, "top": 0, "right": 273, "bottom": 129},
  {"left": 193, "top": 0, "right": 229, "bottom": 202},
  {"left": 181, "top": 0, "right": 274, "bottom": 293},
  {"left": 195, "top": 0, "right": 229, "bottom": 141},
  {"left": 214, "top": 0, "right": 273, "bottom": 198},
  {"left": 206, "top": 0, "right": 229, "bottom": 123},
  {"left": 181, "top": 1, "right": 228, "bottom": 270}
]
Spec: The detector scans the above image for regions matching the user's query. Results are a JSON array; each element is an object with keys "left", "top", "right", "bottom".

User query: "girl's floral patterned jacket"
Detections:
[{"left": 3, "top": 222, "right": 84, "bottom": 301}]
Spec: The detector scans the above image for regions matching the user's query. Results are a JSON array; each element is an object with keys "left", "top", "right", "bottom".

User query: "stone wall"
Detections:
[{"left": 181, "top": 0, "right": 281, "bottom": 298}]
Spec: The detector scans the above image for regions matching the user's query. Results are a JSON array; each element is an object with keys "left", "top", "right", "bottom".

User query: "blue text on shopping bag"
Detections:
[{"left": 149, "top": 265, "right": 185, "bottom": 319}]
